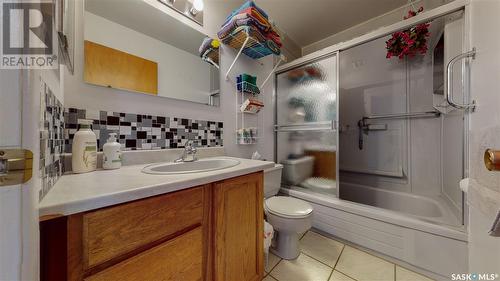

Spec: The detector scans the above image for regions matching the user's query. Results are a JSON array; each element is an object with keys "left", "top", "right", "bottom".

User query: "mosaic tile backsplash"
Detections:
[
  {"left": 64, "top": 108, "right": 223, "bottom": 152},
  {"left": 39, "top": 80, "right": 65, "bottom": 201}
]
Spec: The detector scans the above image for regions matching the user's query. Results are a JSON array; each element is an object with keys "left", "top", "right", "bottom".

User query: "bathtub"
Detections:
[
  {"left": 340, "top": 182, "right": 462, "bottom": 226},
  {"left": 281, "top": 183, "right": 468, "bottom": 279}
]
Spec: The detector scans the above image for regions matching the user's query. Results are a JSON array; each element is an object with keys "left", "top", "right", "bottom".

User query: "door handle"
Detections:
[
  {"left": 446, "top": 48, "right": 476, "bottom": 110},
  {"left": 0, "top": 149, "right": 33, "bottom": 187},
  {"left": 484, "top": 149, "right": 500, "bottom": 171}
]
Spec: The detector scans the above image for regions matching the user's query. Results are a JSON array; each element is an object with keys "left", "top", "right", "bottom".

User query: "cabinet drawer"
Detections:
[
  {"left": 83, "top": 186, "right": 205, "bottom": 269},
  {"left": 85, "top": 227, "right": 203, "bottom": 281}
]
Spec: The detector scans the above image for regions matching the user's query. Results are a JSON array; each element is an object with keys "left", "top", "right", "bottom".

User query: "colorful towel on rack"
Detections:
[
  {"left": 199, "top": 37, "right": 220, "bottom": 68},
  {"left": 219, "top": 18, "right": 281, "bottom": 48},
  {"left": 223, "top": 0, "right": 269, "bottom": 24},
  {"left": 266, "top": 29, "right": 282, "bottom": 47},
  {"left": 218, "top": 10, "right": 271, "bottom": 39},
  {"left": 219, "top": 26, "right": 263, "bottom": 45},
  {"left": 219, "top": 26, "right": 280, "bottom": 58},
  {"left": 199, "top": 37, "right": 219, "bottom": 56},
  {"left": 237, "top": 74, "right": 260, "bottom": 95},
  {"left": 265, "top": 39, "right": 280, "bottom": 55},
  {"left": 218, "top": 1, "right": 281, "bottom": 59}
]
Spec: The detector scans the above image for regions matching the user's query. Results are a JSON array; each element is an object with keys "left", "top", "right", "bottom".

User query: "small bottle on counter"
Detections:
[
  {"left": 72, "top": 120, "right": 97, "bottom": 174},
  {"left": 103, "top": 133, "right": 122, "bottom": 170}
]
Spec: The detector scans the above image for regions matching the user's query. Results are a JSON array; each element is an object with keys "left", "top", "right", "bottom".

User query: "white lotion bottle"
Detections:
[
  {"left": 72, "top": 120, "right": 97, "bottom": 173},
  {"left": 103, "top": 133, "right": 122, "bottom": 170}
]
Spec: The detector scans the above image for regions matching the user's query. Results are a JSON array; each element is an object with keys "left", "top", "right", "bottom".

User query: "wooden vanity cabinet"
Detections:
[
  {"left": 40, "top": 172, "right": 264, "bottom": 281},
  {"left": 213, "top": 173, "right": 264, "bottom": 281}
]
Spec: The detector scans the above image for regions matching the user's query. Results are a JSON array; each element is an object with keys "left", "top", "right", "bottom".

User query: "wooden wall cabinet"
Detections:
[
  {"left": 84, "top": 40, "right": 158, "bottom": 95},
  {"left": 40, "top": 172, "right": 264, "bottom": 281}
]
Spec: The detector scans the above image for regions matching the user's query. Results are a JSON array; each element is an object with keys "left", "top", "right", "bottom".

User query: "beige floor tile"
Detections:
[
  {"left": 265, "top": 252, "right": 282, "bottom": 273},
  {"left": 329, "top": 270, "right": 356, "bottom": 281},
  {"left": 263, "top": 275, "right": 278, "bottom": 281},
  {"left": 396, "top": 266, "right": 434, "bottom": 281},
  {"left": 335, "top": 246, "right": 395, "bottom": 281},
  {"left": 270, "top": 253, "right": 333, "bottom": 281},
  {"left": 301, "top": 231, "right": 344, "bottom": 267}
]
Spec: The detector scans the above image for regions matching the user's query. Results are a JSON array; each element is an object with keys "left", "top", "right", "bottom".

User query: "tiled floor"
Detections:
[{"left": 264, "top": 230, "right": 434, "bottom": 281}]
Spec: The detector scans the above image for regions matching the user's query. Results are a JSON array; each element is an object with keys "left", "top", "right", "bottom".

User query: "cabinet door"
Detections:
[
  {"left": 213, "top": 172, "right": 264, "bottom": 281},
  {"left": 82, "top": 186, "right": 204, "bottom": 269},
  {"left": 85, "top": 227, "right": 203, "bottom": 281}
]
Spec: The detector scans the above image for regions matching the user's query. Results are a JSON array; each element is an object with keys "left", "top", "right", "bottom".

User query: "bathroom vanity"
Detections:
[{"left": 39, "top": 157, "right": 273, "bottom": 281}]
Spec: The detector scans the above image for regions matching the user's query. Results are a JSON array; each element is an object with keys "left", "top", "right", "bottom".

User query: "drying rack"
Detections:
[
  {"left": 222, "top": 27, "right": 286, "bottom": 88},
  {"left": 201, "top": 48, "right": 220, "bottom": 69},
  {"left": 235, "top": 81, "right": 264, "bottom": 145}
]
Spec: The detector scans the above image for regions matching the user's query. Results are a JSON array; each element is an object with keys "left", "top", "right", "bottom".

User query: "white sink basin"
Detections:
[{"left": 142, "top": 158, "right": 241, "bottom": 175}]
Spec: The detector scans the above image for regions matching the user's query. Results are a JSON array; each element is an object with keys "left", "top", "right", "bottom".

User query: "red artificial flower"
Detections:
[{"left": 386, "top": 7, "right": 430, "bottom": 60}]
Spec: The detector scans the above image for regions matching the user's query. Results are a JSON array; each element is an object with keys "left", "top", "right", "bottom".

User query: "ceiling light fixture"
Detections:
[
  {"left": 193, "top": 0, "right": 204, "bottom": 11},
  {"left": 189, "top": 0, "right": 203, "bottom": 16}
]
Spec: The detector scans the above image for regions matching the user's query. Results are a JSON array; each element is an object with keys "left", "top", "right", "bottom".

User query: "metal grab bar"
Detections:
[
  {"left": 362, "top": 110, "right": 441, "bottom": 123},
  {"left": 446, "top": 48, "right": 476, "bottom": 110},
  {"left": 357, "top": 111, "right": 441, "bottom": 150},
  {"left": 274, "top": 121, "right": 336, "bottom": 132}
]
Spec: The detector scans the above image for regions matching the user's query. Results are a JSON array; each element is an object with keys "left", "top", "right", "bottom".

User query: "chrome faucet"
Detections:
[{"left": 175, "top": 140, "right": 197, "bottom": 162}]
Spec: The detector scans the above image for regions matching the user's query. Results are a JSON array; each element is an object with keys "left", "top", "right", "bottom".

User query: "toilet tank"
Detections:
[
  {"left": 281, "top": 156, "right": 314, "bottom": 186},
  {"left": 264, "top": 164, "right": 283, "bottom": 198}
]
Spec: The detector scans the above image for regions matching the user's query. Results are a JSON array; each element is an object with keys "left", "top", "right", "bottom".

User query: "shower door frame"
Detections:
[
  {"left": 273, "top": 0, "right": 471, "bottom": 226},
  {"left": 273, "top": 52, "right": 340, "bottom": 198}
]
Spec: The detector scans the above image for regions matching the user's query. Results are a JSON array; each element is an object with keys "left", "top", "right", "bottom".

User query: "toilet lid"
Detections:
[
  {"left": 301, "top": 177, "right": 336, "bottom": 191},
  {"left": 265, "top": 196, "right": 313, "bottom": 219}
]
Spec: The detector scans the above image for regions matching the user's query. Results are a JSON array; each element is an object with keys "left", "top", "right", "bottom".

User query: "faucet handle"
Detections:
[{"left": 185, "top": 140, "right": 197, "bottom": 153}]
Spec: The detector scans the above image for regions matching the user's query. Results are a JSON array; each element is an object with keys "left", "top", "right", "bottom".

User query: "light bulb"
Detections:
[{"left": 193, "top": 0, "right": 204, "bottom": 11}]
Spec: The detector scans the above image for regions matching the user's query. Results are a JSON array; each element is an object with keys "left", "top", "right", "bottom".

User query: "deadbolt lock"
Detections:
[{"left": 0, "top": 149, "right": 33, "bottom": 187}]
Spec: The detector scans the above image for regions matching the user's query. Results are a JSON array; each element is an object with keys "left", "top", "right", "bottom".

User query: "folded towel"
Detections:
[
  {"left": 219, "top": 26, "right": 266, "bottom": 44},
  {"left": 199, "top": 37, "right": 212, "bottom": 54},
  {"left": 199, "top": 37, "right": 219, "bottom": 57},
  {"left": 238, "top": 73, "right": 257, "bottom": 85},
  {"left": 217, "top": 1, "right": 281, "bottom": 60},
  {"left": 219, "top": 26, "right": 276, "bottom": 59},
  {"left": 266, "top": 29, "right": 282, "bottom": 47},
  {"left": 265, "top": 39, "right": 281, "bottom": 55},
  {"left": 227, "top": 13, "right": 269, "bottom": 31},
  {"left": 237, "top": 74, "right": 260, "bottom": 94},
  {"left": 218, "top": 7, "right": 271, "bottom": 39},
  {"left": 223, "top": 0, "right": 268, "bottom": 25},
  {"left": 245, "top": 42, "right": 278, "bottom": 58}
]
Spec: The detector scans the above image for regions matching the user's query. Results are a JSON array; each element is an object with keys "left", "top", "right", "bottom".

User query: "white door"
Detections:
[
  {"left": 467, "top": 0, "right": 500, "bottom": 273},
  {"left": 0, "top": 69, "right": 24, "bottom": 281},
  {"left": 0, "top": 68, "right": 40, "bottom": 281}
]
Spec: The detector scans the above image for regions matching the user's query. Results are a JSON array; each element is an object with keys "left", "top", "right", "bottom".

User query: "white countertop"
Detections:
[{"left": 39, "top": 157, "right": 275, "bottom": 217}]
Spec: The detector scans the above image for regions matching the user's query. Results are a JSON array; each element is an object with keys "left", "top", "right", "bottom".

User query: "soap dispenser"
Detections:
[
  {"left": 103, "top": 133, "right": 122, "bottom": 170},
  {"left": 72, "top": 120, "right": 97, "bottom": 173}
]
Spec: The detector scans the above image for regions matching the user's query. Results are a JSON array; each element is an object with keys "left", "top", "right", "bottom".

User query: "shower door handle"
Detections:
[
  {"left": 446, "top": 48, "right": 476, "bottom": 110},
  {"left": 274, "top": 121, "right": 336, "bottom": 132}
]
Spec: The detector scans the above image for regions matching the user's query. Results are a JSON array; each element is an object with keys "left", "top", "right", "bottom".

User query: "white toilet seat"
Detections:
[
  {"left": 264, "top": 196, "right": 313, "bottom": 260},
  {"left": 265, "top": 196, "right": 313, "bottom": 219},
  {"left": 300, "top": 177, "right": 336, "bottom": 194}
]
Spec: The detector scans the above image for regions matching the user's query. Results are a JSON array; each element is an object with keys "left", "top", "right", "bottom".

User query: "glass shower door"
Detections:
[{"left": 275, "top": 54, "right": 338, "bottom": 197}]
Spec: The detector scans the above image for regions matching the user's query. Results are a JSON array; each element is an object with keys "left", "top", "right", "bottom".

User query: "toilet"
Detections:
[
  {"left": 263, "top": 164, "right": 313, "bottom": 260},
  {"left": 282, "top": 156, "right": 337, "bottom": 195}
]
